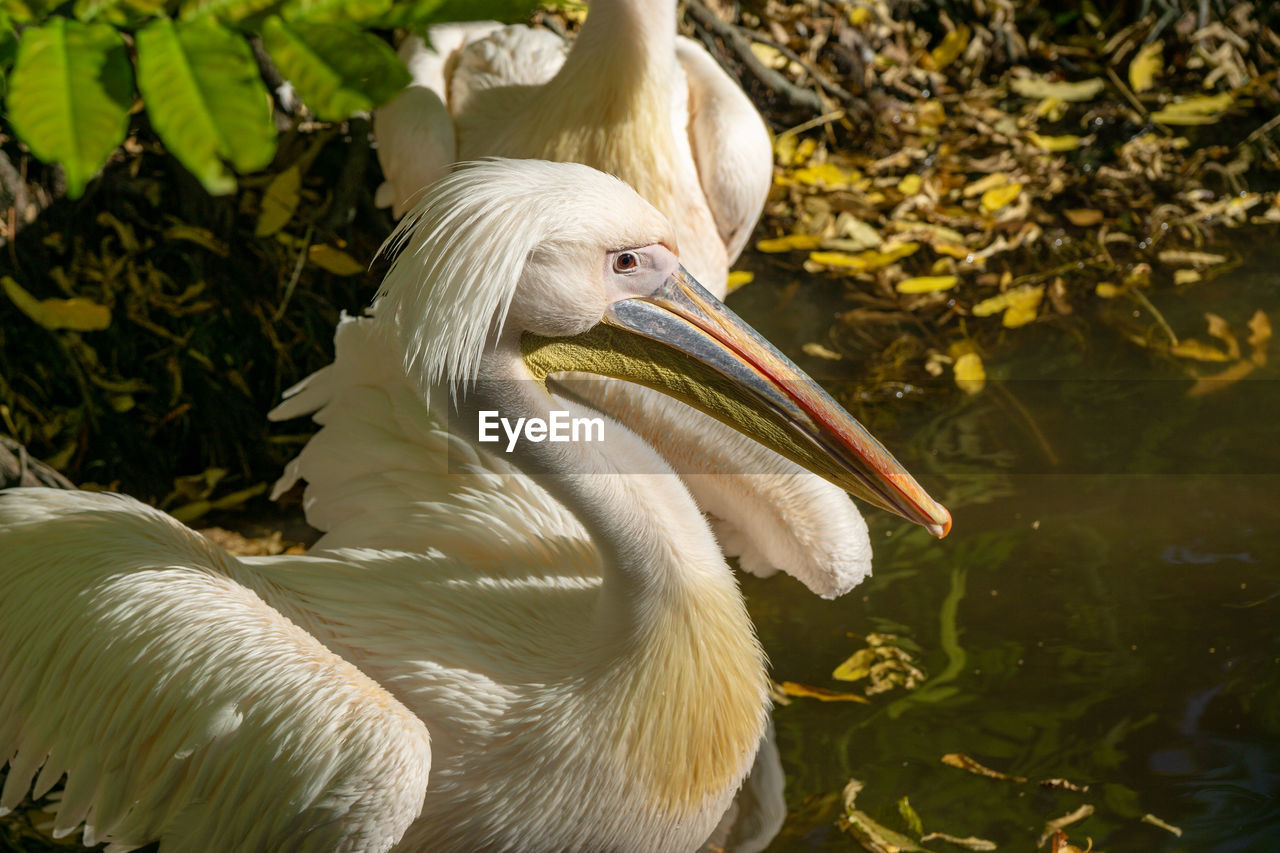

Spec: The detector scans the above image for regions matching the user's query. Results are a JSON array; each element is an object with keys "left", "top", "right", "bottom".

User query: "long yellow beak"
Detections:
[{"left": 521, "top": 266, "right": 951, "bottom": 538}]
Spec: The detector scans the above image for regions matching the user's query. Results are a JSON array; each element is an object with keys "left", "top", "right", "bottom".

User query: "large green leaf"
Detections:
[
  {"left": 6, "top": 18, "right": 133, "bottom": 197},
  {"left": 281, "top": 0, "right": 392, "bottom": 24},
  {"left": 179, "top": 0, "right": 282, "bottom": 24},
  {"left": 261, "top": 16, "right": 408, "bottom": 120},
  {"left": 135, "top": 18, "right": 276, "bottom": 194},
  {"left": 370, "top": 0, "right": 538, "bottom": 28}
]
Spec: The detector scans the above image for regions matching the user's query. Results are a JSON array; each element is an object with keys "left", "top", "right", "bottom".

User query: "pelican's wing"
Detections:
[
  {"left": 676, "top": 37, "right": 773, "bottom": 264},
  {"left": 270, "top": 313, "right": 588, "bottom": 563},
  {"left": 0, "top": 489, "right": 431, "bottom": 853}
]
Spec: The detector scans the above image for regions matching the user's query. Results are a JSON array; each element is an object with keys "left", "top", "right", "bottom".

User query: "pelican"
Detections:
[
  {"left": 0, "top": 161, "right": 949, "bottom": 852},
  {"left": 373, "top": 0, "right": 772, "bottom": 295},
  {"left": 288, "top": 0, "right": 872, "bottom": 600}
]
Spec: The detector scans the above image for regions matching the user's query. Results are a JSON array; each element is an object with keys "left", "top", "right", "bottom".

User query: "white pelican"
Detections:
[
  {"left": 373, "top": 0, "right": 772, "bottom": 295},
  {"left": 290, "top": 1, "right": 875, "bottom": 600},
  {"left": 0, "top": 160, "right": 949, "bottom": 852}
]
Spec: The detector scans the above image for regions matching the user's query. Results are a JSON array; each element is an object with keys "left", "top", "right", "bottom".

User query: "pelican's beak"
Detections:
[{"left": 521, "top": 267, "right": 951, "bottom": 537}]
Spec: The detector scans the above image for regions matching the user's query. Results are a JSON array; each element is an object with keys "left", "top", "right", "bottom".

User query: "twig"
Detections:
[
  {"left": 1240, "top": 110, "right": 1280, "bottom": 148},
  {"left": 782, "top": 109, "right": 847, "bottom": 137},
  {"left": 684, "top": 0, "right": 823, "bottom": 115},
  {"left": 737, "top": 27, "right": 858, "bottom": 106},
  {"left": 274, "top": 224, "right": 314, "bottom": 322},
  {"left": 1104, "top": 65, "right": 1166, "bottom": 134},
  {"left": 1128, "top": 286, "right": 1179, "bottom": 346}
]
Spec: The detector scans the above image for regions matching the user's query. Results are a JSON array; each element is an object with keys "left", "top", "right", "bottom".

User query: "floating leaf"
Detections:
[
  {"left": 920, "top": 832, "right": 996, "bottom": 851},
  {"left": 980, "top": 182, "right": 1021, "bottom": 211},
  {"left": 6, "top": 18, "right": 133, "bottom": 197},
  {"left": 1174, "top": 269, "right": 1201, "bottom": 285},
  {"left": 2, "top": 276, "right": 111, "bottom": 331},
  {"left": 136, "top": 18, "right": 277, "bottom": 195},
  {"left": 897, "top": 797, "right": 924, "bottom": 837},
  {"left": 941, "top": 753, "right": 1027, "bottom": 782},
  {"left": 1010, "top": 76, "right": 1104, "bottom": 102},
  {"left": 1038, "top": 805, "right": 1095, "bottom": 847},
  {"left": 1170, "top": 339, "right": 1231, "bottom": 362},
  {"left": 1129, "top": 41, "right": 1163, "bottom": 93},
  {"left": 256, "top": 164, "right": 302, "bottom": 237},
  {"left": 897, "top": 275, "right": 958, "bottom": 293},
  {"left": 1204, "top": 313, "right": 1240, "bottom": 360},
  {"left": 1151, "top": 93, "right": 1233, "bottom": 125},
  {"left": 973, "top": 285, "right": 1043, "bottom": 327},
  {"left": 308, "top": 244, "right": 365, "bottom": 275},
  {"left": 261, "top": 16, "right": 410, "bottom": 120},
  {"left": 778, "top": 681, "right": 870, "bottom": 703},
  {"left": 1141, "top": 813, "right": 1183, "bottom": 837},
  {"left": 1095, "top": 282, "right": 1120, "bottom": 298},
  {"left": 833, "top": 648, "right": 876, "bottom": 682},
  {"left": 1026, "top": 132, "right": 1082, "bottom": 152},
  {"left": 756, "top": 233, "right": 823, "bottom": 253},
  {"left": 726, "top": 270, "right": 754, "bottom": 292},
  {"left": 802, "top": 342, "right": 842, "bottom": 361},
  {"left": 929, "top": 25, "right": 969, "bottom": 70},
  {"left": 953, "top": 352, "right": 985, "bottom": 394}
]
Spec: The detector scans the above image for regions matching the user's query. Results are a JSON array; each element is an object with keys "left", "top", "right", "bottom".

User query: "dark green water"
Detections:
[{"left": 732, "top": 253, "right": 1280, "bottom": 851}]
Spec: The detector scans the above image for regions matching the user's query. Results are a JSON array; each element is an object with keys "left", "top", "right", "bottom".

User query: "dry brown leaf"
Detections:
[
  {"left": 1205, "top": 313, "right": 1241, "bottom": 360},
  {"left": 1248, "top": 310, "right": 1271, "bottom": 364},
  {"left": 1038, "top": 805, "right": 1095, "bottom": 846},
  {"left": 1170, "top": 339, "right": 1232, "bottom": 362},
  {"left": 1187, "top": 358, "right": 1257, "bottom": 397}
]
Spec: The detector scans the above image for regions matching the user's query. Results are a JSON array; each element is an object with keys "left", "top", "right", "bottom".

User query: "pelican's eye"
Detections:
[{"left": 612, "top": 251, "right": 640, "bottom": 274}]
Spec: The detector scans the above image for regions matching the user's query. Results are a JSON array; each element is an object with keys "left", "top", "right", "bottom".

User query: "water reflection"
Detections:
[{"left": 732, "top": 251, "right": 1280, "bottom": 850}]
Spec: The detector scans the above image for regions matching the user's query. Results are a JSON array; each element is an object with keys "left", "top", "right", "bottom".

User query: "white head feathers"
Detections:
[{"left": 376, "top": 159, "right": 674, "bottom": 394}]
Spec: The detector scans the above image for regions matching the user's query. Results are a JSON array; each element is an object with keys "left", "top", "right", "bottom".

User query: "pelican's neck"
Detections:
[
  {"left": 561, "top": 0, "right": 677, "bottom": 81},
  {"left": 457, "top": 346, "right": 730, "bottom": 635}
]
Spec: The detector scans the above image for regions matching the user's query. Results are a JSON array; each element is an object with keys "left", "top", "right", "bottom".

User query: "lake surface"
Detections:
[{"left": 730, "top": 248, "right": 1280, "bottom": 851}]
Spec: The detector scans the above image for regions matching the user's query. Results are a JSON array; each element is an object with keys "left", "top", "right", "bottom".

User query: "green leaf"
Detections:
[
  {"left": 74, "top": 0, "right": 166, "bottom": 25},
  {"left": 371, "top": 0, "right": 537, "bottom": 27},
  {"left": 179, "top": 0, "right": 281, "bottom": 23},
  {"left": 0, "top": 0, "right": 53, "bottom": 23},
  {"left": 282, "top": 0, "right": 391, "bottom": 24},
  {"left": 260, "top": 16, "right": 408, "bottom": 120},
  {"left": 135, "top": 18, "right": 276, "bottom": 194},
  {"left": 6, "top": 18, "right": 133, "bottom": 197}
]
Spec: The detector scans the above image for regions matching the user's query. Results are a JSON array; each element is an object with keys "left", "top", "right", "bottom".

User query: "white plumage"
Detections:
[{"left": 0, "top": 161, "right": 950, "bottom": 852}]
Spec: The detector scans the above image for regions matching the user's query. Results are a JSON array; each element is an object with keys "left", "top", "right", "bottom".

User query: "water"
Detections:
[{"left": 730, "top": 252, "right": 1280, "bottom": 850}]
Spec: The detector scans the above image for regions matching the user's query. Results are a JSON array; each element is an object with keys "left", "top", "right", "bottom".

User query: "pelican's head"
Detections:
[{"left": 378, "top": 159, "right": 951, "bottom": 537}]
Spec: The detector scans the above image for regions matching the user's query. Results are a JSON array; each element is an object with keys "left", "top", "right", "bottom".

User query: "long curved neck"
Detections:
[{"left": 560, "top": 0, "right": 676, "bottom": 81}]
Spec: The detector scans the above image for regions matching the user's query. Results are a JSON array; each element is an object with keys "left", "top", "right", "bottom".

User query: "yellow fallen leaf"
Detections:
[
  {"left": 802, "top": 342, "right": 842, "bottom": 360},
  {"left": 1002, "top": 286, "right": 1044, "bottom": 327},
  {"left": 2, "top": 276, "right": 111, "bottom": 331},
  {"left": 1095, "top": 282, "right": 1121, "bottom": 298},
  {"left": 1064, "top": 208, "right": 1103, "bottom": 226},
  {"left": 897, "top": 275, "right": 958, "bottom": 293},
  {"left": 1151, "top": 93, "right": 1233, "bottom": 125},
  {"left": 1187, "top": 359, "right": 1256, "bottom": 397},
  {"left": 963, "top": 172, "right": 1010, "bottom": 197},
  {"left": 308, "top": 244, "right": 366, "bottom": 276},
  {"left": 726, "top": 270, "right": 754, "bottom": 293},
  {"left": 1026, "top": 132, "right": 1082, "bottom": 151},
  {"left": 256, "top": 164, "right": 301, "bottom": 237},
  {"left": 1129, "top": 41, "right": 1164, "bottom": 93},
  {"left": 897, "top": 173, "right": 923, "bottom": 195},
  {"left": 1010, "top": 76, "right": 1105, "bottom": 102},
  {"left": 1170, "top": 339, "right": 1231, "bottom": 361},
  {"left": 778, "top": 681, "right": 870, "bottom": 703},
  {"left": 953, "top": 352, "right": 985, "bottom": 394},
  {"left": 749, "top": 42, "right": 786, "bottom": 69},
  {"left": 810, "top": 242, "right": 919, "bottom": 271},
  {"left": 848, "top": 6, "right": 871, "bottom": 25},
  {"left": 929, "top": 25, "right": 970, "bottom": 70},
  {"left": 790, "top": 161, "right": 857, "bottom": 188},
  {"left": 934, "top": 242, "right": 972, "bottom": 260},
  {"left": 833, "top": 648, "right": 876, "bottom": 682},
  {"left": 973, "top": 285, "right": 1043, "bottom": 327},
  {"left": 773, "top": 132, "right": 798, "bottom": 166},
  {"left": 756, "top": 233, "right": 823, "bottom": 253},
  {"left": 1174, "top": 269, "right": 1202, "bottom": 285},
  {"left": 981, "top": 182, "right": 1022, "bottom": 212}
]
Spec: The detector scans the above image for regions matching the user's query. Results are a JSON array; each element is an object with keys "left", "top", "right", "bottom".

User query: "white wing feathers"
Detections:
[
  {"left": 0, "top": 489, "right": 430, "bottom": 853},
  {"left": 676, "top": 37, "right": 773, "bottom": 264},
  {"left": 270, "top": 314, "right": 588, "bottom": 562}
]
